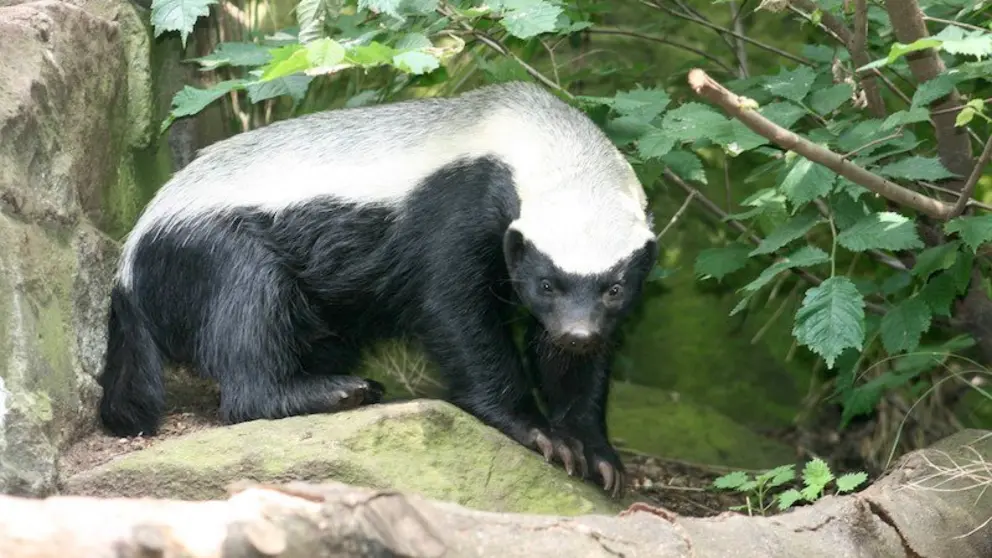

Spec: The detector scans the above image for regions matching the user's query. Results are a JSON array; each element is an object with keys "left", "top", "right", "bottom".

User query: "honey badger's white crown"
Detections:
[{"left": 118, "top": 81, "right": 654, "bottom": 285}]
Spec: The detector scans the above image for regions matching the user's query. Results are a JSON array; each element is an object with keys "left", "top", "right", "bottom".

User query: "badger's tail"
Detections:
[{"left": 98, "top": 284, "right": 165, "bottom": 437}]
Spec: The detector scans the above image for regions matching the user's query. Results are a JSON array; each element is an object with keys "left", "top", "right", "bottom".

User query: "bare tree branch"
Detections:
[
  {"left": 586, "top": 28, "right": 736, "bottom": 74},
  {"left": 639, "top": 0, "right": 814, "bottom": 66},
  {"left": 950, "top": 135, "right": 992, "bottom": 218},
  {"left": 686, "top": 68, "right": 955, "bottom": 220}
]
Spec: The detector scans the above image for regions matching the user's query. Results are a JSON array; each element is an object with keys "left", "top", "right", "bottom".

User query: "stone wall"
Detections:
[{"left": 0, "top": 0, "right": 178, "bottom": 495}]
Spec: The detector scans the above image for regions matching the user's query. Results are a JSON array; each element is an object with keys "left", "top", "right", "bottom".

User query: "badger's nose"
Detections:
[{"left": 560, "top": 328, "right": 594, "bottom": 349}]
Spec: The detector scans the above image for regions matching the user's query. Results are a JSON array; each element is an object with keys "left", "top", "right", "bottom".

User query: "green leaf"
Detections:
[
  {"left": 259, "top": 44, "right": 310, "bottom": 80},
  {"left": 880, "top": 107, "right": 931, "bottom": 131},
  {"left": 297, "top": 0, "right": 343, "bottom": 43},
  {"left": 358, "top": 0, "right": 401, "bottom": 17},
  {"left": 306, "top": 37, "right": 348, "bottom": 72},
  {"left": 166, "top": 80, "right": 247, "bottom": 122},
  {"left": 191, "top": 42, "right": 273, "bottom": 70},
  {"left": 713, "top": 471, "right": 750, "bottom": 490},
  {"left": 661, "top": 102, "right": 729, "bottom": 143},
  {"left": 761, "top": 464, "right": 797, "bottom": 488},
  {"left": 777, "top": 489, "right": 805, "bottom": 510},
  {"left": 779, "top": 157, "right": 837, "bottom": 208},
  {"left": 346, "top": 42, "right": 398, "bottom": 65},
  {"left": 880, "top": 297, "right": 932, "bottom": 354},
  {"left": 888, "top": 38, "right": 942, "bottom": 63},
  {"left": 801, "top": 457, "right": 834, "bottom": 496},
  {"left": 612, "top": 87, "right": 671, "bottom": 120},
  {"left": 763, "top": 65, "right": 817, "bottom": 103},
  {"left": 836, "top": 211, "right": 924, "bottom": 252},
  {"left": 695, "top": 244, "right": 752, "bottom": 281},
  {"left": 830, "top": 195, "right": 870, "bottom": 230},
  {"left": 912, "top": 240, "right": 961, "bottom": 279},
  {"left": 876, "top": 156, "right": 957, "bottom": 181},
  {"left": 835, "top": 472, "right": 869, "bottom": 493},
  {"left": 750, "top": 208, "right": 822, "bottom": 256},
  {"left": 498, "top": 0, "right": 563, "bottom": 39},
  {"left": 246, "top": 74, "right": 314, "bottom": 104},
  {"left": 150, "top": 0, "right": 217, "bottom": 46},
  {"left": 793, "top": 276, "right": 866, "bottom": 368},
  {"left": 920, "top": 271, "right": 959, "bottom": 317},
  {"left": 911, "top": 75, "right": 958, "bottom": 108},
  {"left": 944, "top": 215, "right": 992, "bottom": 252},
  {"left": 637, "top": 127, "right": 676, "bottom": 160},
  {"left": 810, "top": 83, "right": 853, "bottom": 115},
  {"left": 662, "top": 150, "right": 707, "bottom": 184},
  {"left": 742, "top": 245, "right": 830, "bottom": 294},
  {"left": 392, "top": 51, "right": 439, "bottom": 74},
  {"left": 934, "top": 25, "right": 992, "bottom": 59},
  {"left": 834, "top": 178, "right": 870, "bottom": 201}
]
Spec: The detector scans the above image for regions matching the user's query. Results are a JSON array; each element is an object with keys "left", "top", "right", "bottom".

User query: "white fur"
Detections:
[{"left": 118, "top": 82, "right": 653, "bottom": 285}]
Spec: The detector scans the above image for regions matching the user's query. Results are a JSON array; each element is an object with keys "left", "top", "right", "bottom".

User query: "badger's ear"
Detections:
[{"left": 502, "top": 227, "right": 526, "bottom": 272}]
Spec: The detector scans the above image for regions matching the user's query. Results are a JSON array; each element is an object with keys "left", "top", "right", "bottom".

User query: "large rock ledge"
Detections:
[
  {"left": 62, "top": 399, "right": 624, "bottom": 516},
  {"left": 3, "top": 429, "right": 991, "bottom": 557}
]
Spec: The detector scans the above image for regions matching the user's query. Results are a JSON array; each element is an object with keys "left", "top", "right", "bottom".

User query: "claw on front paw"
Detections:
[
  {"left": 526, "top": 428, "right": 591, "bottom": 479},
  {"left": 591, "top": 454, "right": 626, "bottom": 499}
]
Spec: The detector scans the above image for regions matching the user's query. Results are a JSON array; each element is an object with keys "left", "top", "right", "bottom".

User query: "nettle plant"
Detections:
[{"left": 151, "top": 0, "right": 992, "bottom": 431}]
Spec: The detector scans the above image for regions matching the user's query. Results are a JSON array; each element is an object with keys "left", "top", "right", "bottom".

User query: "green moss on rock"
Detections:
[{"left": 63, "top": 400, "right": 623, "bottom": 516}]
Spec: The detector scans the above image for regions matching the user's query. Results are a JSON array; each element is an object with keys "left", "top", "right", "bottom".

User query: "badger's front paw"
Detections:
[
  {"left": 526, "top": 427, "right": 589, "bottom": 478},
  {"left": 585, "top": 443, "right": 626, "bottom": 499}
]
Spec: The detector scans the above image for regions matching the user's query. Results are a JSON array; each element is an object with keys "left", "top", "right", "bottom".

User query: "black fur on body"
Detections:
[{"left": 98, "top": 83, "right": 657, "bottom": 497}]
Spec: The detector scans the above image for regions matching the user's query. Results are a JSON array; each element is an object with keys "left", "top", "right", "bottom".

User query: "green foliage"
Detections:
[
  {"left": 793, "top": 277, "right": 866, "bottom": 369},
  {"left": 713, "top": 460, "right": 868, "bottom": 516},
  {"left": 836, "top": 212, "right": 924, "bottom": 252},
  {"left": 151, "top": 0, "right": 216, "bottom": 46},
  {"left": 945, "top": 215, "right": 992, "bottom": 253}
]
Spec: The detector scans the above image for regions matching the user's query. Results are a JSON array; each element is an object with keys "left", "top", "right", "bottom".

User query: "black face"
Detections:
[{"left": 503, "top": 228, "right": 658, "bottom": 353}]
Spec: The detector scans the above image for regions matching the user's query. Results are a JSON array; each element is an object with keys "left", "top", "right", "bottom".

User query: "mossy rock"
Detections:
[{"left": 62, "top": 400, "right": 623, "bottom": 516}]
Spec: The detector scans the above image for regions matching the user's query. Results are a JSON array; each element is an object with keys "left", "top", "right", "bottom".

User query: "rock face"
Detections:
[
  {"left": 0, "top": 0, "right": 175, "bottom": 495},
  {"left": 63, "top": 400, "right": 624, "bottom": 516}
]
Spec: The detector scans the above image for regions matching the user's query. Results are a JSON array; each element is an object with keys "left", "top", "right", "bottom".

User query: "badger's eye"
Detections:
[
  {"left": 540, "top": 280, "right": 553, "bottom": 293},
  {"left": 607, "top": 284, "right": 623, "bottom": 297}
]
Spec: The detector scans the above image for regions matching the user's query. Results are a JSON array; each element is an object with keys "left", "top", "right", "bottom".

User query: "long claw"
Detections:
[
  {"left": 532, "top": 429, "right": 555, "bottom": 462},
  {"left": 598, "top": 461, "right": 615, "bottom": 493}
]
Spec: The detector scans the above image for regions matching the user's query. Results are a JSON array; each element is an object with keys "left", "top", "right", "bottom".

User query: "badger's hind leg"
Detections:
[{"left": 194, "top": 236, "right": 382, "bottom": 424}]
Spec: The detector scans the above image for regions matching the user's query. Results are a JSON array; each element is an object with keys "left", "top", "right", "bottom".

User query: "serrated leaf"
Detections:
[
  {"left": 763, "top": 65, "right": 817, "bottom": 102},
  {"left": 934, "top": 25, "right": 992, "bottom": 59},
  {"left": 880, "top": 107, "right": 931, "bottom": 131},
  {"left": 150, "top": 0, "right": 217, "bottom": 46},
  {"left": 637, "top": 127, "right": 676, "bottom": 159},
  {"left": 358, "top": 0, "right": 401, "bottom": 17},
  {"left": 835, "top": 472, "right": 869, "bottom": 493},
  {"left": 192, "top": 42, "right": 273, "bottom": 70},
  {"left": 737, "top": 480, "right": 759, "bottom": 492},
  {"left": 944, "top": 214, "right": 992, "bottom": 252},
  {"left": 834, "top": 178, "right": 870, "bottom": 201},
  {"left": 831, "top": 195, "right": 870, "bottom": 230},
  {"left": 764, "top": 464, "right": 797, "bottom": 488},
  {"left": 810, "top": 83, "right": 854, "bottom": 115},
  {"left": 876, "top": 156, "right": 958, "bottom": 181},
  {"left": 713, "top": 471, "right": 750, "bottom": 490},
  {"left": 911, "top": 75, "right": 957, "bottom": 108},
  {"left": 956, "top": 106, "right": 977, "bottom": 127},
  {"left": 750, "top": 207, "right": 822, "bottom": 256},
  {"left": 498, "top": 0, "right": 562, "bottom": 39},
  {"left": 613, "top": 87, "right": 671, "bottom": 120},
  {"left": 802, "top": 457, "right": 834, "bottom": 493},
  {"left": 836, "top": 211, "right": 924, "bottom": 252},
  {"left": 742, "top": 245, "right": 830, "bottom": 294},
  {"left": 395, "top": 32, "right": 433, "bottom": 50},
  {"left": 920, "top": 271, "right": 958, "bottom": 317},
  {"left": 793, "top": 276, "right": 866, "bottom": 368},
  {"left": 912, "top": 240, "right": 961, "bottom": 279},
  {"left": 695, "top": 244, "right": 752, "bottom": 281},
  {"left": 297, "top": 0, "right": 343, "bottom": 43},
  {"left": 167, "top": 80, "right": 247, "bottom": 121},
  {"left": 777, "top": 489, "right": 805, "bottom": 510},
  {"left": 662, "top": 150, "right": 707, "bottom": 184},
  {"left": 880, "top": 297, "right": 932, "bottom": 354},
  {"left": 392, "top": 51, "right": 439, "bottom": 74},
  {"left": 779, "top": 157, "right": 837, "bottom": 208},
  {"left": 246, "top": 74, "right": 314, "bottom": 104},
  {"left": 661, "top": 102, "right": 729, "bottom": 143}
]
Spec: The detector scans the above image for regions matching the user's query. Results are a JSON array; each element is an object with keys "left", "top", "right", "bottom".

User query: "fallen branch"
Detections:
[
  {"left": 686, "top": 68, "right": 956, "bottom": 220},
  {"left": 2, "top": 430, "right": 990, "bottom": 557}
]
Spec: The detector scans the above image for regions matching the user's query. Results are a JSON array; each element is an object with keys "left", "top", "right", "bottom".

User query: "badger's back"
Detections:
[{"left": 120, "top": 81, "right": 653, "bottom": 281}]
